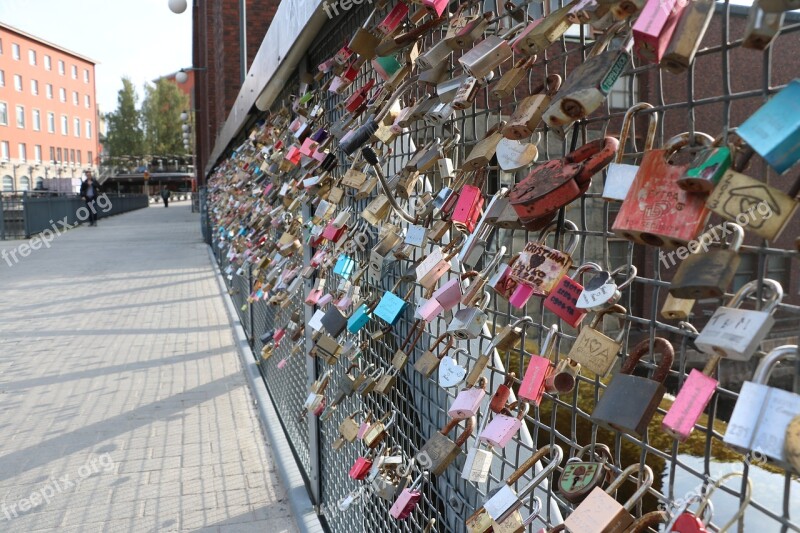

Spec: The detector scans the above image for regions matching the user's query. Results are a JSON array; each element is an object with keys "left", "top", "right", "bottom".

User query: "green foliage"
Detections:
[
  {"left": 105, "top": 77, "right": 145, "bottom": 158},
  {"left": 141, "top": 78, "right": 191, "bottom": 156}
]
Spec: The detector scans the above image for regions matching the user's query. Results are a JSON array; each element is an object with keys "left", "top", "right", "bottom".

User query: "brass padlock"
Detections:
[
  {"left": 743, "top": 1, "right": 784, "bottom": 50},
  {"left": 491, "top": 57, "right": 536, "bottom": 100},
  {"left": 661, "top": 0, "right": 715, "bottom": 73},
  {"left": 416, "top": 416, "right": 475, "bottom": 475},
  {"left": 668, "top": 222, "right": 744, "bottom": 299},
  {"left": 502, "top": 75, "right": 562, "bottom": 139},
  {"left": 349, "top": 8, "right": 382, "bottom": 59},
  {"left": 510, "top": 2, "right": 575, "bottom": 57}
]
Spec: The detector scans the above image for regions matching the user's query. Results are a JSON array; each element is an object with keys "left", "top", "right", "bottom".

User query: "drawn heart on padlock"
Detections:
[
  {"left": 586, "top": 338, "right": 603, "bottom": 356},
  {"left": 496, "top": 138, "right": 539, "bottom": 171},
  {"left": 438, "top": 355, "right": 467, "bottom": 388}
]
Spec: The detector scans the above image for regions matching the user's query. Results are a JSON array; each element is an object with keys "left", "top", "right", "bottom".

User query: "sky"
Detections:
[{"left": 0, "top": 0, "right": 192, "bottom": 114}]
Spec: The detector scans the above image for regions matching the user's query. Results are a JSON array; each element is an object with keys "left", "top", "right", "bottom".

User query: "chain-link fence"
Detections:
[{"left": 208, "top": 0, "right": 800, "bottom": 531}]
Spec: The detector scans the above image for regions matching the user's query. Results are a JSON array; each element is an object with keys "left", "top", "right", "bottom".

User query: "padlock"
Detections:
[
  {"left": 363, "top": 411, "right": 397, "bottom": 448},
  {"left": 591, "top": 337, "right": 674, "bottom": 438},
  {"left": 480, "top": 445, "right": 563, "bottom": 523},
  {"left": 543, "top": 262, "right": 603, "bottom": 327},
  {"left": 705, "top": 168, "right": 799, "bottom": 241},
  {"left": 576, "top": 264, "right": 637, "bottom": 312},
  {"left": 349, "top": 7, "right": 382, "bottom": 59},
  {"left": 669, "top": 222, "right": 744, "bottom": 299},
  {"left": 416, "top": 416, "right": 475, "bottom": 475},
  {"left": 414, "top": 333, "right": 456, "bottom": 378},
  {"left": 448, "top": 292, "right": 491, "bottom": 340},
  {"left": 507, "top": 220, "right": 581, "bottom": 298},
  {"left": 314, "top": 333, "right": 343, "bottom": 365},
  {"left": 372, "top": 471, "right": 400, "bottom": 502},
  {"left": 510, "top": 2, "right": 575, "bottom": 56},
  {"left": 743, "top": 1, "right": 784, "bottom": 50},
  {"left": 415, "top": 240, "right": 461, "bottom": 290},
  {"left": 518, "top": 324, "right": 558, "bottom": 405},
  {"left": 357, "top": 367, "right": 383, "bottom": 396},
  {"left": 417, "top": 40, "right": 454, "bottom": 71},
  {"left": 612, "top": 132, "right": 715, "bottom": 248},
  {"left": 632, "top": 0, "right": 687, "bottom": 63},
  {"left": 447, "top": 11, "right": 493, "bottom": 49},
  {"left": 480, "top": 401, "right": 529, "bottom": 448},
  {"left": 558, "top": 443, "right": 613, "bottom": 504},
  {"left": 723, "top": 344, "right": 800, "bottom": 467},
  {"left": 463, "top": 127, "right": 505, "bottom": 171},
  {"left": 661, "top": 293, "right": 696, "bottom": 321},
  {"left": 491, "top": 57, "right": 536, "bottom": 100},
  {"left": 328, "top": 363, "right": 362, "bottom": 409},
  {"left": 509, "top": 137, "right": 618, "bottom": 223},
  {"left": 337, "top": 487, "right": 364, "bottom": 512},
  {"left": 438, "top": 347, "right": 468, "bottom": 389},
  {"left": 349, "top": 452, "right": 375, "bottom": 480},
  {"left": 676, "top": 142, "right": 732, "bottom": 193},
  {"left": 459, "top": 23, "right": 526, "bottom": 79},
  {"left": 374, "top": 280, "right": 414, "bottom": 326},
  {"left": 389, "top": 471, "right": 427, "bottom": 519},
  {"left": 449, "top": 379, "right": 489, "bottom": 420},
  {"left": 695, "top": 278, "right": 783, "bottom": 360},
  {"left": 320, "top": 307, "right": 348, "bottom": 338},
  {"left": 661, "top": 0, "right": 715, "bottom": 72},
  {"left": 374, "top": 366, "right": 401, "bottom": 396},
  {"left": 452, "top": 75, "right": 491, "bottom": 111},
  {"left": 543, "top": 26, "right": 632, "bottom": 131},
  {"left": 461, "top": 405, "right": 495, "bottom": 483},
  {"left": 544, "top": 358, "right": 581, "bottom": 396},
  {"left": 333, "top": 410, "right": 368, "bottom": 450},
  {"left": 347, "top": 299, "right": 376, "bottom": 333},
  {"left": 564, "top": 464, "right": 654, "bottom": 533},
  {"left": 602, "top": 102, "right": 659, "bottom": 202},
  {"left": 502, "top": 75, "right": 562, "bottom": 140},
  {"left": 452, "top": 180, "right": 486, "bottom": 234},
  {"left": 489, "top": 373, "right": 516, "bottom": 413},
  {"left": 461, "top": 247, "right": 507, "bottom": 305}
]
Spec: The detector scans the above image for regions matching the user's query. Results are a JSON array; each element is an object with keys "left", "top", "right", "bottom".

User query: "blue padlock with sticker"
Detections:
[
  {"left": 333, "top": 255, "right": 356, "bottom": 279},
  {"left": 738, "top": 79, "right": 800, "bottom": 174},
  {"left": 374, "top": 281, "right": 413, "bottom": 326},
  {"left": 347, "top": 303, "right": 373, "bottom": 333}
]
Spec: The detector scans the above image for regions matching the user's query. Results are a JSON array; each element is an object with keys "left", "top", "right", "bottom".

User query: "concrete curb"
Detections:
[{"left": 207, "top": 246, "right": 325, "bottom": 533}]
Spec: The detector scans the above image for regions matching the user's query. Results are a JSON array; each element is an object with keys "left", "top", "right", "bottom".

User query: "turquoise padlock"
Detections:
[
  {"left": 738, "top": 79, "right": 800, "bottom": 174},
  {"left": 374, "top": 281, "right": 412, "bottom": 326},
  {"left": 334, "top": 255, "right": 356, "bottom": 279},
  {"left": 347, "top": 303, "right": 372, "bottom": 334}
]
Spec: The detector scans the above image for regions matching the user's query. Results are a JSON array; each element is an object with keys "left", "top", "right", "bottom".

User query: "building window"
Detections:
[
  {"left": 72, "top": 91, "right": 78, "bottom": 105},
  {"left": 19, "top": 176, "right": 29, "bottom": 191},
  {"left": 46, "top": 84, "right": 53, "bottom": 99},
  {"left": 0, "top": 70, "right": 4, "bottom": 87},
  {"left": 32, "top": 109, "right": 41, "bottom": 131},
  {"left": 16, "top": 105, "right": 25, "bottom": 128},
  {"left": 0, "top": 142, "right": 9, "bottom": 161},
  {"left": 60, "top": 115, "right": 68, "bottom": 135},
  {"left": 12, "top": 43, "right": 20, "bottom": 60},
  {"left": 44, "top": 55, "right": 51, "bottom": 70},
  {"left": 86, "top": 120, "right": 92, "bottom": 139},
  {"left": 73, "top": 117, "right": 80, "bottom": 137},
  {"left": 18, "top": 143, "right": 26, "bottom": 161},
  {"left": 14, "top": 74, "right": 22, "bottom": 92},
  {"left": 58, "top": 60, "right": 65, "bottom": 75},
  {"left": 608, "top": 75, "right": 639, "bottom": 110},
  {"left": 35, "top": 177, "right": 44, "bottom": 189},
  {"left": 732, "top": 254, "right": 793, "bottom": 292},
  {"left": 47, "top": 112, "right": 55, "bottom": 133},
  {"left": 77, "top": 151, "right": 82, "bottom": 165},
  {"left": 49, "top": 147, "right": 54, "bottom": 162},
  {"left": 83, "top": 69, "right": 89, "bottom": 83},
  {"left": 70, "top": 149, "right": 75, "bottom": 163},
  {"left": 56, "top": 148, "right": 62, "bottom": 162},
  {"left": 84, "top": 95, "right": 90, "bottom": 108},
  {"left": 34, "top": 145, "right": 42, "bottom": 163},
  {"left": 71, "top": 65, "right": 78, "bottom": 79},
  {"left": 59, "top": 88, "right": 66, "bottom": 102},
  {"left": 0, "top": 103, "right": 7, "bottom": 126},
  {"left": 28, "top": 49, "right": 36, "bottom": 65},
  {"left": 88, "top": 151, "right": 93, "bottom": 166},
  {"left": 0, "top": 39, "right": 3, "bottom": 55},
  {"left": 2, "top": 176, "right": 12, "bottom": 192},
  {"left": 31, "top": 79, "right": 38, "bottom": 95}
]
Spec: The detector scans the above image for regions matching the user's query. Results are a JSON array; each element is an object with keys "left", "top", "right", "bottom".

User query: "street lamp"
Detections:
[
  {"left": 168, "top": 0, "right": 187, "bottom": 14},
  {"left": 175, "top": 67, "right": 206, "bottom": 84}
]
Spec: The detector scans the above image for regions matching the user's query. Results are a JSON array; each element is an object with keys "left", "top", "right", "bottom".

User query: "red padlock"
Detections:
[
  {"left": 344, "top": 79, "right": 376, "bottom": 115},
  {"left": 378, "top": 2, "right": 409, "bottom": 35},
  {"left": 509, "top": 137, "right": 618, "bottom": 223},
  {"left": 349, "top": 455, "right": 374, "bottom": 480},
  {"left": 543, "top": 262, "right": 603, "bottom": 328},
  {"left": 389, "top": 472, "right": 427, "bottom": 519},
  {"left": 424, "top": 0, "right": 449, "bottom": 17},
  {"left": 489, "top": 373, "right": 516, "bottom": 413},
  {"left": 452, "top": 184, "right": 485, "bottom": 234}
]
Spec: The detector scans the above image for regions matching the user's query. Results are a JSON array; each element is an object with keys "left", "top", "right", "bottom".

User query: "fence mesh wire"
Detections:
[{"left": 208, "top": 0, "right": 800, "bottom": 531}]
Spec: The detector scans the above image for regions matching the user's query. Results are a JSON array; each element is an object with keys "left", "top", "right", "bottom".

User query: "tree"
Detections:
[
  {"left": 105, "top": 77, "right": 146, "bottom": 159},
  {"left": 141, "top": 78, "right": 190, "bottom": 156}
]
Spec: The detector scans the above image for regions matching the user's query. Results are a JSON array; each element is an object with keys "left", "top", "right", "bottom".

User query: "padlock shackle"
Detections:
[
  {"left": 362, "top": 147, "right": 418, "bottom": 223},
  {"left": 440, "top": 415, "right": 476, "bottom": 445},
  {"left": 605, "top": 464, "right": 654, "bottom": 511},
  {"left": 610, "top": 264, "right": 637, "bottom": 291},
  {"left": 615, "top": 102, "right": 659, "bottom": 164},
  {"left": 567, "top": 137, "right": 620, "bottom": 184},
  {"left": 663, "top": 131, "right": 715, "bottom": 158},
  {"left": 511, "top": 316, "right": 534, "bottom": 328},
  {"left": 752, "top": 344, "right": 798, "bottom": 384},
  {"left": 695, "top": 472, "right": 751, "bottom": 532},
  {"left": 538, "top": 219, "right": 581, "bottom": 257},
  {"left": 539, "top": 323, "right": 559, "bottom": 359},
  {"left": 728, "top": 278, "right": 784, "bottom": 314},
  {"left": 514, "top": 444, "right": 564, "bottom": 500},
  {"left": 573, "top": 442, "right": 613, "bottom": 464},
  {"left": 620, "top": 337, "right": 674, "bottom": 383},
  {"left": 678, "top": 320, "right": 699, "bottom": 336},
  {"left": 571, "top": 261, "right": 603, "bottom": 280},
  {"left": 481, "top": 245, "right": 508, "bottom": 275}
]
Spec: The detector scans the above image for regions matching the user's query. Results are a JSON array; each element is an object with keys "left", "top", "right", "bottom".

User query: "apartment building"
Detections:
[{"left": 0, "top": 22, "right": 100, "bottom": 192}]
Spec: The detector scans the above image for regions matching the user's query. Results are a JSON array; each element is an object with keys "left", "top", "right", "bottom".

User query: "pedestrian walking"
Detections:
[
  {"left": 79, "top": 171, "right": 100, "bottom": 226},
  {"left": 161, "top": 187, "right": 171, "bottom": 208}
]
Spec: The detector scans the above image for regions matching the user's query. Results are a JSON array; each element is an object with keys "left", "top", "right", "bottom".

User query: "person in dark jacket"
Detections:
[
  {"left": 161, "top": 187, "right": 171, "bottom": 208},
  {"left": 79, "top": 172, "right": 100, "bottom": 226}
]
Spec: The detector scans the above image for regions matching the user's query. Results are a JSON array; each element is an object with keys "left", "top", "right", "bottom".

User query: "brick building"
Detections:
[{"left": 0, "top": 22, "right": 100, "bottom": 192}]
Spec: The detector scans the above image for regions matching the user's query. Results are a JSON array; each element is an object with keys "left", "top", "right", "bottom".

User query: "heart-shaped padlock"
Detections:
[{"left": 438, "top": 348, "right": 468, "bottom": 388}]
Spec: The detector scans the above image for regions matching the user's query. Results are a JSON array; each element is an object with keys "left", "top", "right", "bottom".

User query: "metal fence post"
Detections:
[{"left": 22, "top": 191, "right": 30, "bottom": 238}]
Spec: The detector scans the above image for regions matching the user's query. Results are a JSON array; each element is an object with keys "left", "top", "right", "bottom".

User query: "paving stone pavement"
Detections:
[{"left": 0, "top": 201, "right": 299, "bottom": 533}]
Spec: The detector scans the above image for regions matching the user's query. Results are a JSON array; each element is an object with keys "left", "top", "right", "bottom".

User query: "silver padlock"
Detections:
[
  {"left": 461, "top": 406, "right": 495, "bottom": 483},
  {"left": 368, "top": 231, "right": 403, "bottom": 279},
  {"left": 447, "top": 292, "right": 491, "bottom": 340},
  {"left": 695, "top": 279, "right": 784, "bottom": 361},
  {"left": 576, "top": 265, "right": 637, "bottom": 312},
  {"left": 425, "top": 102, "right": 455, "bottom": 126}
]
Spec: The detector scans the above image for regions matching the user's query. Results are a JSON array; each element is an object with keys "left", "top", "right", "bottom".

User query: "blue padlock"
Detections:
[
  {"left": 374, "top": 281, "right": 413, "bottom": 326},
  {"left": 347, "top": 303, "right": 372, "bottom": 334},
  {"left": 333, "top": 255, "right": 356, "bottom": 279},
  {"left": 738, "top": 79, "right": 800, "bottom": 174}
]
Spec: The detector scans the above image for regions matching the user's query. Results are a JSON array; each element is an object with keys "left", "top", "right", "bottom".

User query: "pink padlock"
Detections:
[
  {"left": 377, "top": 2, "right": 409, "bottom": 35},
  {"left": 300, "top": 137, "right": 318, "bottom": 156},
  {"left": 417, "top": 297, "right": 445, "bottom": 323},
  {"left": 518, "top": 325, "right": 558, "bottom": 405},
  {"left": 448, "top": 377, "right": 488, "bottom": 420},
  {"left": 452, "top": 184, "right": 485, "bottom": 234},
  {"left": 357, "top": 418, "right": 372, "bottom": 440},
  {"left": 480, "top": 401, "right": 530, "bottom": 448},
  {"left": 543, "top": 262, "right": 602, "bottom": 328},
  {"left": 277, "top": 357, "right": 289, "bottom": 370},
  {"left": 433, "top": 273, "right": 472, "bottom": 311},
  {"left": 389, "top": 472, "right": 426, "bottom": 520},
  {"left": 509, "top": 283, "right": 536, "bottom": 309},
  {"left": 423, "top": 0, "right": 448, "bottom": 16},
  {"left": 662, "top": 352, "right": 721, "bottom": 442},
  {"left": 488, "top": 261, "right": 518, "bottom": 301},
  {"left": 312, "top": 398, "right": 326, "bottom": 417},
  {"left": 317, "top": 293, "right": 334, "bottom": 307},
  {"left": 273, "top": 328, "right": 286, "bottom": 345}
]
